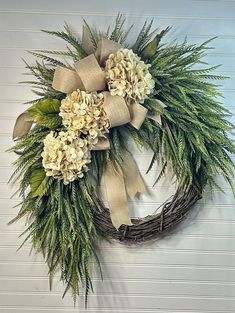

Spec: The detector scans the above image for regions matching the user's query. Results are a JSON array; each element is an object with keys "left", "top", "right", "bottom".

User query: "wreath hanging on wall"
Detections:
[{"left": 9, "top": 15, "right": 235, "bottom": 303}]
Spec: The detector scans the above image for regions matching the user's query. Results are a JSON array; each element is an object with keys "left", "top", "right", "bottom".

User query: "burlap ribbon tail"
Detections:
[{"left": 103, "top": 152, "right": 146, "bottom": 229}]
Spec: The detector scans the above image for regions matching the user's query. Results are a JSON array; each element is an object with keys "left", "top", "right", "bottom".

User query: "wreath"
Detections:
[{"left": 9, "top": 15, "right": 235, "bottom": 303}]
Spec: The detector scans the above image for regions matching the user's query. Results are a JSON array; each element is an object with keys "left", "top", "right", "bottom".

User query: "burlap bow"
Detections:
[
  {"left": 52, "top": 40, "right": 149, "bottom": 131},
  {"left": 13, "top": 27, "right": 166, "bottom": 230}
]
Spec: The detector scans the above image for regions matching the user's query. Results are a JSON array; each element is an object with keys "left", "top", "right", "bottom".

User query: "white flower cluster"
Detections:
[
  {"left": 60, "top": 90, "right": 109, "bottom": 145},
  {"left": 105, "top": 48, "right": 155, "bottom": 102},
  {"left": 42, "top": 131, "right": 91, "bottom": 184},
  {"left": 42, "top": 90, "right": 109, "bottom": 184}
]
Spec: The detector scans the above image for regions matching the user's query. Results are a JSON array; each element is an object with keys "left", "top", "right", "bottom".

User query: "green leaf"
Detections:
[
  {"left": 142, "top": 36, "right": 159, "bottom": 58},
  {"left": 142, "top": 26, "right": 171, "bottom": 58},
  {"left": 38, "top": 99, "right": 60, "bottom": 114},
  {"left": 28, "top": 106, "right": 39, "bottom": 117},
  {"left": 28, "top": 99, "right": 62, "bottom": 129},
  {"left": 33, "top": 98, "right": 61, "bottom": 115},
  {"left": 30, "top": 168, "right": 49, "bottom": 197}
]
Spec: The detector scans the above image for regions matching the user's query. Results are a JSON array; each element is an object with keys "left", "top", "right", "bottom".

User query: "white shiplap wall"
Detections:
[{"left": 0, "top": 0, "right": 235, "bottom": 312}]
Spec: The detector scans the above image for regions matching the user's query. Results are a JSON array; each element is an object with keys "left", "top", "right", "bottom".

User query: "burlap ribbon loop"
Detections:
[
  {"left": 74, "top": 54, "right": 105, "bottom": 92},
  {"left": 95, "top": 38, "right": 122, "bottom": 66},
  {"left": 102, "top": 92, "right": 131, "bottom": 128},
  {"left": 128, "top": 100, "right": 148, "bottom": 129},
  {"left": 52, "top": 66, "right": 83, "bottom": 94}
]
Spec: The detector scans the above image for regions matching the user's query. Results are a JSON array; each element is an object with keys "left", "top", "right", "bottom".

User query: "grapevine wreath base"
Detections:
[
  {"left": 10, "top": 15, "right": 235, "bottom": 303},
  {"left": 94, "top": 185, "right": 202, "bottom": 242}
]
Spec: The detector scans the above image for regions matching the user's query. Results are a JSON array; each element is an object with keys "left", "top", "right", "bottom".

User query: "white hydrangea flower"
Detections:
[
  {"left": 42, "top": 130, "right": 91, "bottom": 184},
  {"left": 105, "top": 48, "right": 155, "bottom": 102},
  {"left": 59, "top": 90, "right": 109, "bottom": 145}
]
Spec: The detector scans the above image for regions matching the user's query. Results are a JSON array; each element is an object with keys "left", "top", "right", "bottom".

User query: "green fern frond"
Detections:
[
  {"left": 28, "top": 51, "right": 65, "bottom": 66},
  {"left": 132, "top": 19, "right": 156, "bottom": 53},
  {"left": 82, "top": 19, "right": 98, "bottom": 49},
  {"left": 42, "top": 25, "right": 86, "bottom": 58}
]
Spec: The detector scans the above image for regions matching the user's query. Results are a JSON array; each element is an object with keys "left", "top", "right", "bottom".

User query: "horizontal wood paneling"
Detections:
[{"left": 0, "top": 0, "right": 235, "bottom": 312}]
